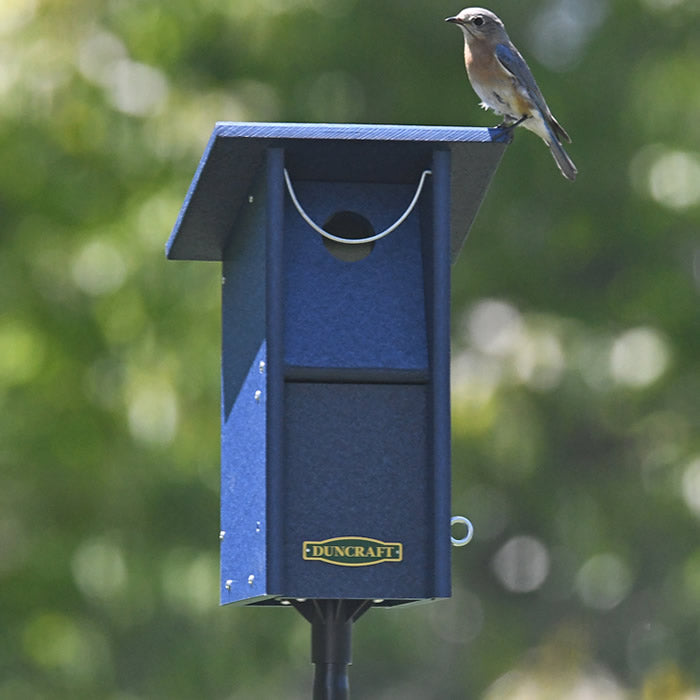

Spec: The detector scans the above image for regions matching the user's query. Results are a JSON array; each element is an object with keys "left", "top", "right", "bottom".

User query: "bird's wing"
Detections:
[
  {"left": 496, "top": 43, "right": 572, "bottom": 143},
  {"left": 495, "top": 43, "right": 550, "bottom": 119}
]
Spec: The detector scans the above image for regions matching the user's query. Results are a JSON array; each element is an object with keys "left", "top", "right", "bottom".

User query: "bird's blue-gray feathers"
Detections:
[{"left": 494, "top": 42, "right": 571, "bottom": 144}]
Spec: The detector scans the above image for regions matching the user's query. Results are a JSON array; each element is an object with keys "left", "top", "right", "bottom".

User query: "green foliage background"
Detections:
[{"left": 2, "top": 0, "right": 700, "bottom": 697}]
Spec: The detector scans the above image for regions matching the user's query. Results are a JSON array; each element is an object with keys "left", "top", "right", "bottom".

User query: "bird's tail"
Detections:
[
  {"left": 547, "top": 135, "right": 577, "bottom": 181},
  {"left": 525, "top": 113, "right": 578, "bottom": 181}
]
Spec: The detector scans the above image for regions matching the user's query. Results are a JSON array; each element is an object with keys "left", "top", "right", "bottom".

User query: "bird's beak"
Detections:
[{"left": 445, "top": 16, "right": 460, "bottom": 24}]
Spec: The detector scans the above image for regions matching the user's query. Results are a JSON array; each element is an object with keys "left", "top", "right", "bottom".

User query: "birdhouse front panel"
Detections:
[
  {"left": 281, "top": 381, "right": 432, "bottom": 600},
  {"left": 283, "top": 180, "right": 428, "bottom": 372}
]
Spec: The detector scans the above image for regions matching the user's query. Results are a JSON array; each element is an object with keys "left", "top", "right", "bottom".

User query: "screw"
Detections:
[
  {"left": 225, "top": 580, "right": 233, "bottom": 590},
  {"left": 259, "top": 361, "right": 265, "bottom": 373},
  {"left": 247, "top": 574, "right": 255, "bottom": 586},
  {"left": 254, "top": 390, "right": 262, "bottom": 402},
  {"left": 219, "top": 530, "right": 226, "bottom": 540},
  {"left": 248, "top": 195, "right": 254, "bottom": 204}
]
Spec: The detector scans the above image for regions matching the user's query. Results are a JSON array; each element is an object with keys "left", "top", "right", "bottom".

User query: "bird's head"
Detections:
[{"left": 445, "top": 7, "right": 506, "bottom": 40}]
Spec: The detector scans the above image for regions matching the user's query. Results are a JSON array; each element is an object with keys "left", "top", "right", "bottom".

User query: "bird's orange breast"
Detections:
[{"left": 464, "top": 41, "right": 533, "bottom": 116}]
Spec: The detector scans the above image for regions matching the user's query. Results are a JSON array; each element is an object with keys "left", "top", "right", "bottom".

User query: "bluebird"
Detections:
[{"left": 446, "top": 7, "right": 577, "bottom": 181}]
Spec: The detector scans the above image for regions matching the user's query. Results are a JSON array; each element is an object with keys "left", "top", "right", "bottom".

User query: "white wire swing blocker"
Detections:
[
  {"left": 283, "top": 168, "right": 433, "bottom": 245},
  {"left": 451, "top": 516, "right": 474, "bottom": 547}
]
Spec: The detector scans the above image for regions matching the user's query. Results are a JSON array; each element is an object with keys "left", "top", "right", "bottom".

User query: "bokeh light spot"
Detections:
[
  {"left": 127, "top": 380, "right": 178, "bottom": 446},
  {"left": 0, "top": 0, "right": 36, "bottom": 36},
  {"left": 77, "top": 30, "right": 128, "bottom": 85},
  {"left": 484, "top": 666, "right": 627, "bottom": 699},
  {"left": 161, "top": 550, "right": 218, "bottom": 615},
  {"left": 0, "top": 318, "right": 45, "bottom": 385},
  {"left": 77, "top": 30, "right": 168, "bottom": 117},
  {"left": 513, "top": 327, "right": 565, "bottom": 391},
  {"left": 648, "top": 150, "right": 700, "bottom": 210},
  {"left": 681, "top": 457, "right": 700, "bottom": 518},
  {"left": 71, "top": 239, "right": 128, "bottom": 296},
  {"left": 466, "top": 299, "right": 523, "bottom": 357},
  {"left": 106, "top": 59, "right": 169, "bottom": 117},
  {"left": 529, "top": 0, "right": 609, "bottom": 71},
  {"left": 72, "top": 536, "right": 127, "bottom": 602},
  {"left": 575, "top": 553, "right": 633, "bottom": 610},
  {"left": 22, "top": 612, "right": 110, "bottom": 680},
  {"left": 609, "top": 326, "right": 669, "bottom": 388},
  {"left": 492, "top": 535, "right": 550, "bottom": 593}
]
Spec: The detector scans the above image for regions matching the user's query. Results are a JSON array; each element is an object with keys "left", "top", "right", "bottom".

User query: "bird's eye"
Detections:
[{"left": 473, "top": 16, "right": 484, "bottom": 26}]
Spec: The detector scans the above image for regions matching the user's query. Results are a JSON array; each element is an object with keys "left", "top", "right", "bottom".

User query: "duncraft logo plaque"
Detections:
[{"left": 303, "top": 537, "right": 403, "bottom": 567}]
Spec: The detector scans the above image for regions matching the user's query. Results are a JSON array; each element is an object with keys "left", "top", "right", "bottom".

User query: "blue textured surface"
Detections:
[
  {"left": 213, "top": 121, "right": 508, "bottom": 143},
  {"left": 281, "top": 382, "right": 431, "bottom": 599},
  {"left": 220, "top": 342, "right": 268, "bottom": 603},
  {"left": 220, "top": 169, "right": 269, "bottom": 604},
  {"left": 283, "top": 180, "right": 428, "bottom": 370},
  {"left": 263, "top": 149, "right": 286, "bottom": 594},
  {"left": 427, "top": 150, "right": 453, "bottom": 597},
  {"left": 221, "top": 172, "right": 267, "bottom": 415},
  {"left": 165, "top": 122, "right": 507, "bottom": 263}
]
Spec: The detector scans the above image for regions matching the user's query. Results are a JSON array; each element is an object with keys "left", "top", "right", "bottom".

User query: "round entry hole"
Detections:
[{"left": 321, "top": 211, "right": 375, "bottom": 262}]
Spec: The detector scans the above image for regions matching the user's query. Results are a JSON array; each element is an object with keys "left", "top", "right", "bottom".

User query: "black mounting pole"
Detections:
[{"left": 294, "top": 599, "right": 373, "bottom": 699}]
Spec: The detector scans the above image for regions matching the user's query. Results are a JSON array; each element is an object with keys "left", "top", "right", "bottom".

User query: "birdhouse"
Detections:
[{"left": 166, "top": 122, "right": 507, "bottom": 607}]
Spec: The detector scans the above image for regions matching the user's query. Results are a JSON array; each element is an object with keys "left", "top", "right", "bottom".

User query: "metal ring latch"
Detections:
[
  {"left": 283, "top": 168, "right": 432, "bottom": 245},
  {"left": 451, "top": 516, "right": 474, "bottom": 547}
]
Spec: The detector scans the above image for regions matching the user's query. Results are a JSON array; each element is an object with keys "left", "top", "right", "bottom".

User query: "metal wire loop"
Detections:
[
  {"left": 451, "top": 516, "right": 474, "bottom": 547},
  {"left": 283, "top": 168, "right": 432, "bottom": 245}
]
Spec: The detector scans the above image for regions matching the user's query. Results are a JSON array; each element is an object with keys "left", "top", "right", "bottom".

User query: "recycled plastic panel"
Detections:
[
  {"left": 219, "top": 171, "right": 269, "bottom": 604},
  {"left": 280, "top": 381, "right": 433, "bottom": 600},
  {"left": 283, "top": 179, "right": 428, "bottom": 371}
]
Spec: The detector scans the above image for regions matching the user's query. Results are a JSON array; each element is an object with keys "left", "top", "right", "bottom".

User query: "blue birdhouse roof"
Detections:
[{"left": 166, "top": 122, "right": 508, "bottom": 263}]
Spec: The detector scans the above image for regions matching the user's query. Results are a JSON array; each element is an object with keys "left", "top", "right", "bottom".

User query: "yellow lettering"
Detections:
[{"left": 305, "top": 539, "right": 402, "bottom": 563}]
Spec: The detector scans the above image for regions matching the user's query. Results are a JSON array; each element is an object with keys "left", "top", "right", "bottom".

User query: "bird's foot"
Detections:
[{"left": 497, "top": 115, "right": 529, "bottom": 132}]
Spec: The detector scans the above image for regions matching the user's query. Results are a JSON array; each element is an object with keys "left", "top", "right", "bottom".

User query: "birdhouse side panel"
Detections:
[
  {"left": 220, "top": 342, "right": 268, "bottom": 604},
  {"left": 220, "top": 172, "right": 270, "bottom": 605},
  {"left": 221, "top": 172, "right": 268, "bottom": 417}
]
